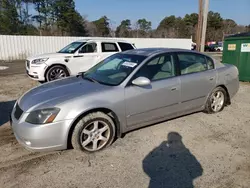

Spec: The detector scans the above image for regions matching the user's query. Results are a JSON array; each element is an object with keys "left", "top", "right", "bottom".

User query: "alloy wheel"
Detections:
[
  {"left": 48, "top": 68, "right": 67, "bottom": 81},
  {"left": 80, "top": 120, "right": 110, "bottom": 152},
  {"left": 210, "top": 91, "right": 225, "bottom": 112}
]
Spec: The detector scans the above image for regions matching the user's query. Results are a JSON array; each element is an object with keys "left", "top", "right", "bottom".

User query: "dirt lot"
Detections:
[{"left": 0, "top": 62, "right": 250, "bottom": 188}]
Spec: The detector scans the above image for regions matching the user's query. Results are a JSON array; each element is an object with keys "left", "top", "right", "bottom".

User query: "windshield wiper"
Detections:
[
  {"left": 84, "top": 77, "right": 98, "bottom": 83},
  {"left": 81, "top": 74, "right": 99, "bottom": 83}
]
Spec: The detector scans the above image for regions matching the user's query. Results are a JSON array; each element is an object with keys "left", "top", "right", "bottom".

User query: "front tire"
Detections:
[
  {"left": 38, "top": 81, "right": 46, "bottom": 84},
  {"left": 71, "top": 112, "right": 116, "bottom": 153},
  {"left": 205, "top": 87, "right": 227, "bottom": 114},
  {"left": 45, "top": 65, "right": 69, "bottom": 82}
]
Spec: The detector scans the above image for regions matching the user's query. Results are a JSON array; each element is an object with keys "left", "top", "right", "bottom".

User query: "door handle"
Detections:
[
  {"left": 209, "top": 77, "right": 214, "bottom": 81},
  {"left": 171, "top": 87, "right": 177, "bottom": 91},
  {"left": 73, "top": 55, "right": 84, "bottom": 58}
]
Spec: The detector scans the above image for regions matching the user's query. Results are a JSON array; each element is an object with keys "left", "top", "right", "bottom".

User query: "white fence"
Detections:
[{"left": 0, "top": 35, "right": 192, "bottom": 61}]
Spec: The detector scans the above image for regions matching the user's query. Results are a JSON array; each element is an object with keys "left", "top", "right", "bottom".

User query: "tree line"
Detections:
[{"left": 0, "top": 0, "right": 249, "bottom": 42}]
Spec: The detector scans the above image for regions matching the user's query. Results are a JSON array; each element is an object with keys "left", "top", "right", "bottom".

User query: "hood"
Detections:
[
  {"left": 27, "top": 52, "right": 71, "bottom": 60},
  {"left": 18, "top": 76, "right": 111, "bottom": 112}
]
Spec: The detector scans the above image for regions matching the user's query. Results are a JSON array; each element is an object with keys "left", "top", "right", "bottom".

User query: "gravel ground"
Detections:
[{"left": 0, "top": 63, "right": 250, "bottom": 188}]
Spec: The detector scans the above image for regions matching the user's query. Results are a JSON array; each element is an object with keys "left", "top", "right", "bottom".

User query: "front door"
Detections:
[
  {"left": 177, "top": 52, "right": 217, "bottom": 112},
  {"left": 125, "top": 53, "right": 181, "bottom": 128},
  {"left": 70, "top": 42, "right": 100, "bottom": 75}
]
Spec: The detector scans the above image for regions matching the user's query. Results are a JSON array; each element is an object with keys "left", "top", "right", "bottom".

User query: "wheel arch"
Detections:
[
  {"left": 44, "top": 63, "right": 71, "bottom": 81},
  {"left": 67, "top": 107, "right": 122, "bottom": 149}
]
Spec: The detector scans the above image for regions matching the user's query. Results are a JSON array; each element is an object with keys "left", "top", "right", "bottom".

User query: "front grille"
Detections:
[
  {"left": 26, "top": 60, "right": 30, "bottom": 69},
  {"left": 14, "top": 103, "right": 23, "bottom": 120}
]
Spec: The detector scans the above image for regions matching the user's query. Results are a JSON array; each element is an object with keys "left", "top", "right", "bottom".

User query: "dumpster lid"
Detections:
[{"left": 225, "top": 32, "right": 250, "bottom": 38}]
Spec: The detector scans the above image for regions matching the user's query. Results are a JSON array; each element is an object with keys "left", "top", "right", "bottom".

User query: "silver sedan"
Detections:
[{"left": 10, "top": 48, "right": 239, "bottom": 153}]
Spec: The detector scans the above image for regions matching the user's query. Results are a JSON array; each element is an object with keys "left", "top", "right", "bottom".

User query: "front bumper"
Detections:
[
  {"left": 25, "top": 60, "right": 47, "bottom": 81},
  {"left": 10, "top": 107, "right": 74, "bottom": 152}
]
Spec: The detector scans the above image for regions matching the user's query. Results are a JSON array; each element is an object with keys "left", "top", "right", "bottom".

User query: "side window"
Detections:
[
  {"left": 118, "top": 42, "right": 134, "bottom": 51},
  {"left": 178, "top": 53, "right": 207, "bottom": 75},
  {"left": 148, "top": 56, "right": 165, "bottom": 65},
  {"left": 102, "top": 43, "right": 119, "bottom": 52},
  {"left": 206, "top": 57, "right": 215, "bottom": 70},
  {"left": 133, "top": 54, "right": 176, "bottom": 81},
  {"left": 79, "top": 43, "right": 97, "bottom": 53}
]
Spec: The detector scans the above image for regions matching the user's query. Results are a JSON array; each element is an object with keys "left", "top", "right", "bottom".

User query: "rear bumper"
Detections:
[{"left": 227, "top": 77, "right": 239, "bottom": 100}]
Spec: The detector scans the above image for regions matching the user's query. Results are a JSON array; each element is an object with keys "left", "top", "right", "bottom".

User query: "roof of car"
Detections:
[
  {"left": 122, "top": 48, "right": 195, "bottom": 57},
  {"left": 75, "top": 38, "right": 128, "bottom": 43}
]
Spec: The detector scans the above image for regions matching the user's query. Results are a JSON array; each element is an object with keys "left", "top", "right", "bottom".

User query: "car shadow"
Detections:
[
  {"left": 0, "top": 100, "right": 16, "bottom": 126},
  {"left": 143, "top": 132, "right": 203, "bottom": 188}
]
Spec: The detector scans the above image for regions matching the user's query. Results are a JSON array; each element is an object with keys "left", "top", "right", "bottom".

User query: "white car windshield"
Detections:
[
  {"left": 83, "top": 53, "right": 147, "bottom": 86},
  {"left": 58, "top": 42, "right": 86, "bottom": 53}
]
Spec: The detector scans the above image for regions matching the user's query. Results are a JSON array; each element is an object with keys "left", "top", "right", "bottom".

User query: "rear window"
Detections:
[
  {"left": 101, "top": 43, "right": 119, "bottom": 52},
  {"left": 118, "top": 42, "right": 134, "bottom": 51}
]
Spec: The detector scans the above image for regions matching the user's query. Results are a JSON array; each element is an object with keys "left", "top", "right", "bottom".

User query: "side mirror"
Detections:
[{"left": 132, "top": 77, "right": 151, "bottom": 87}]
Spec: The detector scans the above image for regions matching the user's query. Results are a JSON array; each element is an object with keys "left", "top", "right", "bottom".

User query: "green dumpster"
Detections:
[{"left": 222, "top": 32, "right": 250, "bottom": 81}]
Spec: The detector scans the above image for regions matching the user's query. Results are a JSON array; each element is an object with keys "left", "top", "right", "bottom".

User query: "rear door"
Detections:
[
  {"left": 99, "top": 42, "right": 120, "bottom": 62},
  {"left": 125, "top": 53, "right": 181, "bottom": 128},
  {"left": 177, "top": 52, "right": 216, "bottom": 113},
  {"left": 118, "top": 42, "right": 135, "bottom": 51}
]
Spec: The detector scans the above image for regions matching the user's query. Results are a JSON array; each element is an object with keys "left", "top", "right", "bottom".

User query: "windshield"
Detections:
[
  {"left": 83, "top": 53, "right": 147, "bottom": 86},
  {"left": 58, "top": 42, "right": 86, "bottom": 53}
]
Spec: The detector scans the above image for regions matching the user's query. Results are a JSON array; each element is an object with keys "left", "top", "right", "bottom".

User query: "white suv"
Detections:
[{"left": 25, "top": 39, "right": 136, "bottom": 82}]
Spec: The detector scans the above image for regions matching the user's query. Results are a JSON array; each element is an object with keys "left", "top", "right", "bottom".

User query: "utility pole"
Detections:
[
  {"left": 196, "top": 0, "right": 203, "bottom": 52},
  {"left": 200, "top": 0, "right": 209, "bottom": 52}
]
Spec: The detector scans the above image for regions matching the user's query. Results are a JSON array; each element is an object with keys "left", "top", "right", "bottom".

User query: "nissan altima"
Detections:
[{"left": 10, "top": 48, "right": 239, "bottom": 153}]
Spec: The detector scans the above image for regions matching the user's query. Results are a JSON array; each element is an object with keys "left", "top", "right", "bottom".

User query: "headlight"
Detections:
[
  {"left": 31, "top": 58, "right": 48, "bottom": 65},
  {"left": 26, "top": 108, "right": 60, "bottom": 124}
]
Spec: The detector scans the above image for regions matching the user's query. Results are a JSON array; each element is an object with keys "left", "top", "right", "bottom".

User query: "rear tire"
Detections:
[
  {"left": 71, "top": 112, "right": 116, "bottom": 153},
  {"left": 205, "top": 87, "right": 227, "bottom": 114},
  {"left": 45, "top": 65, "right": 69, "bottom": 82}
]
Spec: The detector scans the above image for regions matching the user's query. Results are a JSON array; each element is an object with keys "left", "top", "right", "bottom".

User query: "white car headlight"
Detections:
[
  {"left": 31, "top": 58, "right": 49, "bottom": 65},
  {"left": 25, "top": 108, "right": 60, "bottom": 124}
]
